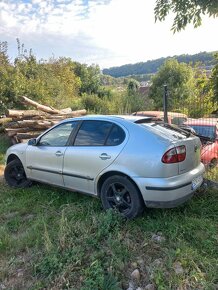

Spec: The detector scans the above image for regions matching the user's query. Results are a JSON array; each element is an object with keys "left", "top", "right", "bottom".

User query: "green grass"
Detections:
[
  {"left": 205, "top": 167, "right": 218, "bottom": 183},
  {"left": 0, "top": 135, "right": 218, "bottom": 289}
]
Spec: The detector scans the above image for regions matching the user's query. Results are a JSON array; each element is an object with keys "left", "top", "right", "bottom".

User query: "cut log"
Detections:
[
  {"left": 61, "top": 109, "right": 87, "bottom": 118},
  {"left": 4, "top": 122, "right": 21, "bottom": 129},
  {"left": 0, "top": 117, "right": 13, "bottom": 125},
  {"left": 6, "top": 109, "right": 47, "bottom": 118},
  {"left": 16, "top": 131, "right": 43, "bottom": 139},
  {"left": 35, "top": 109, "right": 87, "bottom": 119},
  {"left": 34, "top": 121, "right": 54, "bottom": 129},
  {"left": 5, "top": 127, "right": 42, "bottom": 137},
  {"left": 16, "top": 119, "right": 60, "bottom": 128},
  {"left": 20, "top": 96, "right": 60, "bottom": 114},
  {"left": 60, "top": 107, "right": 72, "bottom": 114},
  {"left": 50, "top": 120, "right": 60, "bottom": 125},
  {"left": 44, "top": 115, "right": 66, "bottom": 120},
  {"left": 17, "top": 120, "right": 37, "bottom": 127},
  {"left": 18, "top": 139, "right": 29, "bottom": 143}
]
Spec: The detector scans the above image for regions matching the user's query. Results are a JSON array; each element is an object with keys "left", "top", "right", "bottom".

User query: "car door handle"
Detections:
[
  {"left": 55, "top": 151, "right": 63, "bottom": 157},
  {"left": 99, "top": 153, "right": 111, "bottom": 160}
]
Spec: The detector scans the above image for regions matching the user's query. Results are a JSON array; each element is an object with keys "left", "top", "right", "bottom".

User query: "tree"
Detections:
[
  {"left": 186, "top": 67, "right": 215, "bottom": 117},
  {"left": 149, "top": 59, "right": 195, "bottom": 111},
  {"left": 73, "top": 62, "right": 101, "bottom": 95},
  {"left": 154, "top": 0, "right": 218, "bottom": 32},
  {"left": 0, "top": 41, "right": 82, "bottom": 112},
  {"left": 127, "top": 79, "right": 140, "bottom": 96},
  {"left": 211, "top": 53, "right": 218, "bottom": 102},
  {"left": 0, "top": 41, "right": 16, "bottom": 113}
]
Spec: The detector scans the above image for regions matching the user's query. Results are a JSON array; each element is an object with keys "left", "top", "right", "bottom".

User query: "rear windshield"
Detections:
[
  {"left": 189, "top": 125, "right": 216, "bottom": 139},
  {"left": 139, "top": 122, "right": 191, "bottom": 138}
]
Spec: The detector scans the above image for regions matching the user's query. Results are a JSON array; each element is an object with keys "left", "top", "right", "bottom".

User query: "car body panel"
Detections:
[
  {"left": 25, "top": 145, "right": 65, "bottom": 186},
  {"left": 63, "top": 144, "right": 127, "bottom": 194},
  {"left": 5, "top": 115, "right": 205, "bottom": 208},
  {"left": 6, "top": 143, "right": 28, "bottom": 168}
]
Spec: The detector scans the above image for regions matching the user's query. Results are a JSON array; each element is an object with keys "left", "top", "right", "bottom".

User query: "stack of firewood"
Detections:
[{"left": 0, "top": 96, "right": 86, "bottom": 144}]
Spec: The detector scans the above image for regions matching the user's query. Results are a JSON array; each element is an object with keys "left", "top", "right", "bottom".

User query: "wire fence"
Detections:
[
  {"left": 164, "top": 94, "right": 218, "bottom": 183},
  {"left": 135, "top": 84, "right": 218, "bottom": 183}
]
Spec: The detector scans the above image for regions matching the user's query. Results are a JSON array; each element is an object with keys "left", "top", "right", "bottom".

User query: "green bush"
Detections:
[{"left": 81, "top": 94, "right": 110, "bottom": 114}]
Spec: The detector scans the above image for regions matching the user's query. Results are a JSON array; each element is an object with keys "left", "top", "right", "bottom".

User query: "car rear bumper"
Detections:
[
  {"left": 145, "top": 192, "right": 194, "bottom": 208},
  {"left": 132, "top": 162, "right": 205, "bottom": 208}
]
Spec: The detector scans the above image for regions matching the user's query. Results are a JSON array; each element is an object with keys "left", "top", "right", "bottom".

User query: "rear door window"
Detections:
[
  {"left": 74, "top": 121, "right": 112, "bottom": 146},
  {"left": 105, "top": 125, "right": 126, "bottom": 146}
]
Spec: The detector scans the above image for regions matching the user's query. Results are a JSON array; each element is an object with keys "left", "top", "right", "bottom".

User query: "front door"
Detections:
[{"left": 26, "top": 121, "right": 78, "bottom": 186}]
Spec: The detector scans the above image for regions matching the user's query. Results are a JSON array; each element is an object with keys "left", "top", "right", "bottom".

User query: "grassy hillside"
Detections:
[{"left": 0, "top": 135, "right": 218, "bottom": 289}]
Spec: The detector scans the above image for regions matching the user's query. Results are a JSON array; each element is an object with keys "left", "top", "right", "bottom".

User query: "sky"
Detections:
[{"left": 0, "top": 0, "right": 217, "bottom": 69}]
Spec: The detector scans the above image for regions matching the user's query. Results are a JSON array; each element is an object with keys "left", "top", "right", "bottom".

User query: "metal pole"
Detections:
[{"left": 163, "top": 84, "right": 168, "bottom": 123}]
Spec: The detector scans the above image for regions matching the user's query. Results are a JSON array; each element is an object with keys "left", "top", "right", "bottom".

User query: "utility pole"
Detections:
[{"left": 163, "top": 84, "right": 168, "bottom": 123}]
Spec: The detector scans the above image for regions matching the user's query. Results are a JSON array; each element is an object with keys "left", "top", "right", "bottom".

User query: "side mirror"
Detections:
[{"left": 28, "top": 138, "right": 37, "bottom": 146}]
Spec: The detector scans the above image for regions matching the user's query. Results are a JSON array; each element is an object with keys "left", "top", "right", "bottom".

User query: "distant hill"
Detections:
[{"left": 102, "top": 51, "right": 216, "bottom": 78}]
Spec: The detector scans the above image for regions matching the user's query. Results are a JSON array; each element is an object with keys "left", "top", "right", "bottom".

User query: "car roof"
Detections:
[
  {"left": 62, "top": 114, "right": 158, "bottom": 123},
  {"left": 185, "top": 118, "right": 218, "bottom": 126}
]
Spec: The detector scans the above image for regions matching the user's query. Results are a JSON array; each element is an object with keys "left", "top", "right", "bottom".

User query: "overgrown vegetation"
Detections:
[
  {"left": 148, "top": 59, "right": 217, "bottom": 117},
  {"left": 0, "top": 136, "right": 217, "bottom": 289},
  {"left": 1, "top": 40, "right": 217, "bottom": 117},
  {"left": 0, "top": 40, "right": 152, "bottom": 116}
]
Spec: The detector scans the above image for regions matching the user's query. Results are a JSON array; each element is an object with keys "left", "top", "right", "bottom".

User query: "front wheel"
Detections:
[
  {"left": 100, "top": 175, "right": 144, "bottom": 219},
  {"left": 4, "top": 159, "right": 32, "bottom": 188}
]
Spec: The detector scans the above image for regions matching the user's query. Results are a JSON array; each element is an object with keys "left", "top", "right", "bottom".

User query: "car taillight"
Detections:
[{"left": 162, "top": 145, "right": 186, "bottom": 163}]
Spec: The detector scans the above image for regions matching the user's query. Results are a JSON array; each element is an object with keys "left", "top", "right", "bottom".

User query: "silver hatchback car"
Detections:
[{"left": 4, "top": 115, "right": 205, "bottom": 218}]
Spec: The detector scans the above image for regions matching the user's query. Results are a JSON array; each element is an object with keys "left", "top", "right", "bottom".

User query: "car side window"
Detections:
[
  {"left": 39, "top": 122, "right": 77, "bottom": 147},
  {"left": 105, "top": 125, "right": 126, "bottom": 146},
  {"left": 74, "top": 121, "right": 112, "bottom": 146}
]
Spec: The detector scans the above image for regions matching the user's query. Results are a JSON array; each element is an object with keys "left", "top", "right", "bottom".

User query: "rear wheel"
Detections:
[
  {"left": 4, "top": 159, "right": 32, "bottom": 188},
  {"left": 100, "top": 175, "right": 144, "bottom": 219}
]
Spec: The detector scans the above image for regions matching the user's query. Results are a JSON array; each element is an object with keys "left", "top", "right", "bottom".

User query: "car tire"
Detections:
[
  {"left": 100, "top": 175, "right": 144, "bottom": 219},
  {"left": 4, "top": 159, "right": 32, "bottom": 188},
  {"left": 209, "top": 158, "right": 218, "bottom": 169}
]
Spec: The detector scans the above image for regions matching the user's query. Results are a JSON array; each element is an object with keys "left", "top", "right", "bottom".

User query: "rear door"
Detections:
[{"left": 63, "top": 120, "right": 127, "bottom": 194}]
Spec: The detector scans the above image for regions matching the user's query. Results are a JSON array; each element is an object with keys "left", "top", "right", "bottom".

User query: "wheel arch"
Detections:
[
  {"left": 97, "top": 170, "right": 144, "bottom": 201},
  {"left": 6, "top": 154, "right": 21, "bottom": 164}
]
